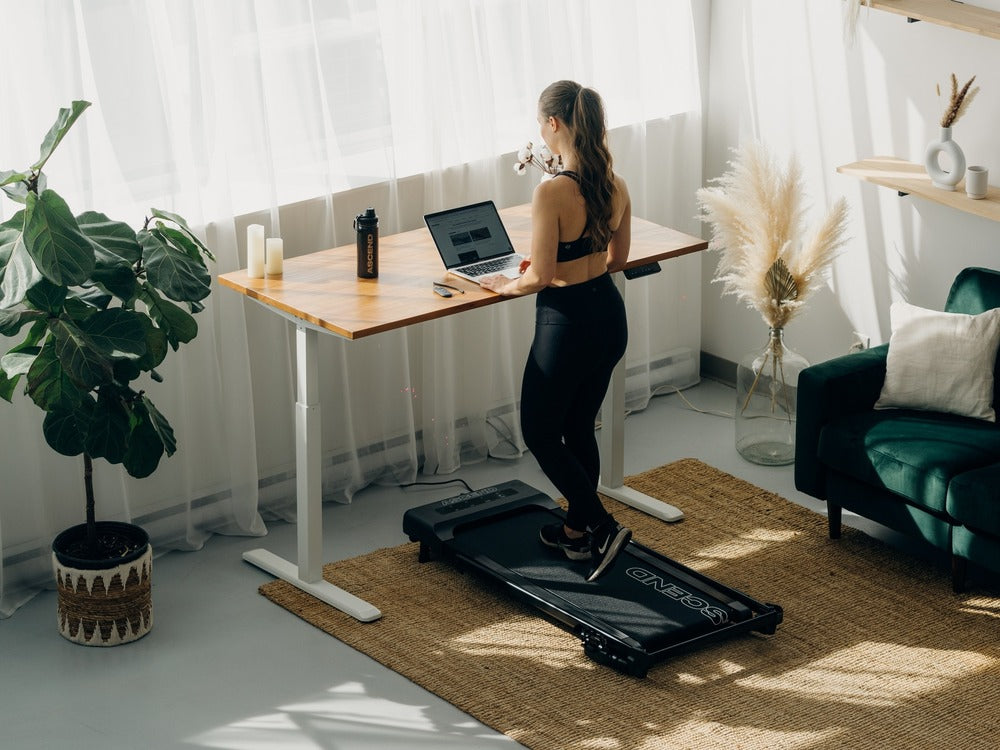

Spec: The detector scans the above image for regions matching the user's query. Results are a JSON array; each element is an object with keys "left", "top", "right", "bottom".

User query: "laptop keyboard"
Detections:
[{"left": 462, "top": 256, "right": 519, "bottom": 277}]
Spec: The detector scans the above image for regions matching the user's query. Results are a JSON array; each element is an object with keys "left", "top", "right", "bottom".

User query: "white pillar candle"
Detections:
[
  {"left": 247, "top": 224, "right": 265, "bottom": 278},
  {"left": 265, "top": 237, "right": 284, "bottom": 276}
]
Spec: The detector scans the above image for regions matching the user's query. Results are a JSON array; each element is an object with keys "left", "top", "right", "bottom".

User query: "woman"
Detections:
[{"left": 480, "top": 80, "right": 632, "bottom": 582}]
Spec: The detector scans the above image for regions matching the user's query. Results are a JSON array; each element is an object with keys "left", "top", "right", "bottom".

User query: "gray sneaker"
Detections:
[
  {"left": 587, "top": 517, "right": 631, "bottom": 581},
  {"left": 539, "top": 522, "right": 591, "bottom": 561}
]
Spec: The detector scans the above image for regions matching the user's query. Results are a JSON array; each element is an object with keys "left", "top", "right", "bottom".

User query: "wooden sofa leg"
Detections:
[
  {"left": 827, "top": 503, "right": 842, "bottom": 539},
  {"left": 951, "top": 555, "right": 967, "bottom": 593}
]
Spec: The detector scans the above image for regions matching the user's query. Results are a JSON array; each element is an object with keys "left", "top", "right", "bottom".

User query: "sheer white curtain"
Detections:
[{"left": 0, "top": 0, "right": 704, "bottom": 616}]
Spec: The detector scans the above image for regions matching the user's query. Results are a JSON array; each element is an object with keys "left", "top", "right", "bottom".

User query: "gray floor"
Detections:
[{"left": 0, "top": 379, "right": 952, "bottom": 749}]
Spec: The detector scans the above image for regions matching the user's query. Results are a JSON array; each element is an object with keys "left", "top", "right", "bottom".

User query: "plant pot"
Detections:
[{"left": 52, "top": 521, "right": 153, "bottom": 646}]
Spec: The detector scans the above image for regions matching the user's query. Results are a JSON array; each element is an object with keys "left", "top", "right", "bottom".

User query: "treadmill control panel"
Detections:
[{"left": 436, "top": 486, "right": 519, "bottom": 514}]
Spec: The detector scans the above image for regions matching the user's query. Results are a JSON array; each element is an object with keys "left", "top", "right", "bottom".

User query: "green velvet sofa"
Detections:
[{"left": 795, "top": 266, "right": 1000, "bottom": 591}]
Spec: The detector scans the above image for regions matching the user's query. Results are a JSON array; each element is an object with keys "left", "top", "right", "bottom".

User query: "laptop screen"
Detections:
[{"left": 424, "top": 201, "right": 516, "bottom": 268}]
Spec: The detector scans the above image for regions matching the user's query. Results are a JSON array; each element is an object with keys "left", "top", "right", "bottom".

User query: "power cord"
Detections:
[
  {"left": 651, "top": 383, "right": 734, "bottom": 419},
  {"left": 398, "top": 478, "right": 474, "bottom": 493}
]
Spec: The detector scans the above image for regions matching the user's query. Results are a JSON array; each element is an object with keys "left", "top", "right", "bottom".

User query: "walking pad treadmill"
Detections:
[{"left": 403, "top": 480, "right": 782, "bottom": 678}]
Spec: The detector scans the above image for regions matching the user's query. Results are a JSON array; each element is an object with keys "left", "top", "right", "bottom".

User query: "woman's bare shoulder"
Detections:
[{"left": 613, "top": 173, "right": 630, "bottom": 201}]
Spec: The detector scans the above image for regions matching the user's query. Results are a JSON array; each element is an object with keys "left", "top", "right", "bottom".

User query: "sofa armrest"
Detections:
[{"left": 794, "top": 344, "right": 889, "bottom": 499}]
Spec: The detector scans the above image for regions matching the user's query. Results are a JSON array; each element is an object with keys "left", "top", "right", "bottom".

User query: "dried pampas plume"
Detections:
[
  {"left": 696, "top": 141, "right": 850, "bottom": 331},
  {"left": 940, "top": 73, "right": 979, "bottom": 128}
]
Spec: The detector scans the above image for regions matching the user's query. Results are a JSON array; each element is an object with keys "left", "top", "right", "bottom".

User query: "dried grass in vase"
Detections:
[
  {"left": 696, "top": 140, "right": 850, "bottom": 413},
  {"left": 939, "top": 73, "right": 979, "bottom": 128}
]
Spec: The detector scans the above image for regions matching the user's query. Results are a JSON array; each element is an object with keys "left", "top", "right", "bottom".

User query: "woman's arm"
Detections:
[
  {"left": 480, "top": 182, "right": 558, "bottom": 296},
  {"left": 606, "top": 179, "right": 631, "bottom": 273}
]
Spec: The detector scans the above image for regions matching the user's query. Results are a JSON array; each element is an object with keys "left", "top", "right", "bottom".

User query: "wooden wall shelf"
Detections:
[
  {"left": 868, "top": 0, "right": 1000, "bottom": 40},
  {"left": 838, "top": 156, "right": 1000, "bottom": 222}
]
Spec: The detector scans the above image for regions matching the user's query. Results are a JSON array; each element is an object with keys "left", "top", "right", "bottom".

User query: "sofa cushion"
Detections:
[
  {"left": 947, "top": 465, "right": 1000, "bottom": 534},
  {"left": 874, "top": 301, "right": 1000, "bottom": 421},
  {"left": 818, "top": 410, "right": 1000, "bottom": 514}
]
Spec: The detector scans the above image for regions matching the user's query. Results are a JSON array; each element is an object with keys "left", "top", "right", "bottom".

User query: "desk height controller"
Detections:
[{"left": 623, "top": 261, "right": 661, "bottom": 280}]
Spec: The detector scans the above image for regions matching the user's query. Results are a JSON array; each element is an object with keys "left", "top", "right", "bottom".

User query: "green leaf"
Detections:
[
  {"left": 0, "top": 321, "right": 46, "bottom": 401},
  {"left": 42, "top": 397, "right": 94, "bottom": 457},
  {"left": 151, "top": 208, "right": 215, "bottom": 262},
  {"left": 142, "top": 394, "right": 176, "bottom": 457},
  {"left": 133, "top": 313, "right": 168, "bottom": 372},
  {"left": 138, "top": 229, "right": 211, "bottom": 304},
  {"left": 0, "top": 211, "right": 42, "bottom": 310},
  {"left": 0, "top": 308, "right": 46, "bottom": 337},
  {"left": 85, "top": 385, "right": 130, "bottom": 463},
  {"left": 26, "top": 338, "right": 84, "bottom": 412},
  {"left": 25, "top": 277, "right": 67, "bottom": 314},
  {"left": 1, "top": 348, "right": 40, "bottom": 378},
  {"left": 0, "top": 369, "right": 16, "bottom": 402},
  {"left": 31, "top": 100, "right": 91, "bottom": 172},
  {"left": 77, "top": 308, "right": 147, "bottom": 360},
  {"left": 91, "top": 264, "right": 138, "bottom": 305},
  {"left": 23, "top": 190, "right": 95, "bottom": 287},
  {"left": 0, "top": 169, "right": 27, "bottom": 187},
  {"left": 1, "top": 170, "right": 30, "bottom": 204},
  {"left": 139, "top": 282, "right": 198, "bottom": 350},
  {"left": 66, "top": 285, "right": 112, "bottom": 311},
  {"left": 157, "top": 224, "right": 204, "bottom": 263},
  {"left": 49, "top": 317, "right": 114, "bottom": 389},
  {"left": 122, "top": 400, "right": 165, "bottom": 478},
  {"left": 77, "top": 211, "right": 142, "bottom": 263}
]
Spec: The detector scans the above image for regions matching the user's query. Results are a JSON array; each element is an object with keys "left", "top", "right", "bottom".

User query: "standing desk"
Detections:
[{"left": 219, "top": 203, "right": 706, "bottom": 622}]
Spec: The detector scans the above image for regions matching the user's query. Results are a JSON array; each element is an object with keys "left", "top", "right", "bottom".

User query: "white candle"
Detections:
[
  {"left": 247, "top": 224, "right": 265, "bottom": 278},
  {"left": 265, "top": 237, "right": 284, "bottom": 276}
]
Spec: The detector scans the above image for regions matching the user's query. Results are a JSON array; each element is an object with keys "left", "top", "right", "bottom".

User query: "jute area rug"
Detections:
[{"left": 260, "top": 458, "right": 1000, "bottom": 750}]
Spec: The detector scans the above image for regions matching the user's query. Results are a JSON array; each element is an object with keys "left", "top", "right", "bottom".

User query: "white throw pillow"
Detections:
[{"left": 875, "top": 301, "right": 1000, "bottom": 421}]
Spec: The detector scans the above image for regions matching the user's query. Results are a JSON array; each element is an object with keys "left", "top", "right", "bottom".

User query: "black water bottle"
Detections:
[{"left": 354, "top": 207, "right": 379, "bottom": 279}]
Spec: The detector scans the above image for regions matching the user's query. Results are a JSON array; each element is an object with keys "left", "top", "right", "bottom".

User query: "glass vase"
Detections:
[{"left": 735, "top": 328, "right": 809, "bottom": 466}]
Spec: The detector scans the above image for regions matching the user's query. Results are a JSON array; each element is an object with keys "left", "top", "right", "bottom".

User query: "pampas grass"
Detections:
[
  {"left": 940, "top": 73, "right": 979, "bottom": 128},
  {"left": 696, "top": 141, "right": 850, "bottom": 331}
]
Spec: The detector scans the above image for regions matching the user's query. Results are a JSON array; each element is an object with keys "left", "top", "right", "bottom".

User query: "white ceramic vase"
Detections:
[{"left": 925, "top": 126, "right": 966, "bottom": 191}]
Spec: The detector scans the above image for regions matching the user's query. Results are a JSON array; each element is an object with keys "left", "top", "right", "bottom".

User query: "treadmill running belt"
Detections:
[{"left": 448, "top": 506, "right": 744, "bottom": 651}]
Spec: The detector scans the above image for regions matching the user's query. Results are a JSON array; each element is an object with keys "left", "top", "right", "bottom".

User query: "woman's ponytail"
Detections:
[{"left": 538, "top": 81, "right": 616, "bottom": 252}]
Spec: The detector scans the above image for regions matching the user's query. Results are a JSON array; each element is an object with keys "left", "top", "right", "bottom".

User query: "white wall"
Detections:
[{"left": 702, "top": 0, "right": 1000, "bottom": 366}]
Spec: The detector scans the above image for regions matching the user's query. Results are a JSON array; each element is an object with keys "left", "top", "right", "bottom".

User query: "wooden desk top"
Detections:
[{"left": 218, "top": 203, "right": 707, "bottom": 340}]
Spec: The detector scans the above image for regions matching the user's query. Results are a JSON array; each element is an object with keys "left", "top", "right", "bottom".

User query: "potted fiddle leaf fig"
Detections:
[{"left": 0, "top": 100, "right": 214, "bottom": 645}]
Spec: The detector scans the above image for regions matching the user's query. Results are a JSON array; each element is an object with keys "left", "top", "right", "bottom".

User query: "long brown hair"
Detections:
[{"left": 538, "top": 80, "right": 616, "bottom": 252}]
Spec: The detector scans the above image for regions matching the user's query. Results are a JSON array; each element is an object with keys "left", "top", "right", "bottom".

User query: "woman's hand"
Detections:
[{"left": 479, "top": 274, "right": 512, "bottom": 294}]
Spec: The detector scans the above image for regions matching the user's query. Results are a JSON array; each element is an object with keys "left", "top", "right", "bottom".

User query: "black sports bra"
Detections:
[{"left": 554, "top": 171, "right": 597, "bottom": 262}]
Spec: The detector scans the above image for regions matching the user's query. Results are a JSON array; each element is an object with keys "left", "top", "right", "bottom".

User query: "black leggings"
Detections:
[{"left": 520, "top": 273, "right": 628, "bottom": 532}]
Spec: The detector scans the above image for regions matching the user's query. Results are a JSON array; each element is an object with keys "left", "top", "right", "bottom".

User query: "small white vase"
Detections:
[{"left": 925, "top": 126, "right": 966, "bottom": 191}]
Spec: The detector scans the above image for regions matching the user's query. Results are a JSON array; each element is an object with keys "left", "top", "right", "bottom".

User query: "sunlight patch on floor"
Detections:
[
  {"left": 186, "top": 680, "right": 508, "bottom": 749},
  {"left": 676, "top": 658, "right": 747, "bottom": 685},
  {"left": 635, "top": 719, "right": 841, "bottom": 750},
  {"left": 960, "top": 595, "right": 1000, "bottom": 620},
  {"left": 735, "top": 641, "right": 995, "bottom": 707},
  {"left": 448, "top": 616, "right": 589, "bottom": 670},
  {"left": 691, "top": 527, "right": 800, "bottom": 570}
]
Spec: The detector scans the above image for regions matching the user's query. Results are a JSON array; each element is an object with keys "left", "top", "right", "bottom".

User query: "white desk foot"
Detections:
[
  {"left": 598, "top": 484, "right": 685, "bottom": 523},
  {"left": 243, "top": 548, "right": 382, "bottom": 622}
]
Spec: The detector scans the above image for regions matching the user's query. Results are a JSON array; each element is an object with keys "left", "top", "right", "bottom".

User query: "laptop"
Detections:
[{"left": 424, "top": 200, "right": 525, "bottom": 284}]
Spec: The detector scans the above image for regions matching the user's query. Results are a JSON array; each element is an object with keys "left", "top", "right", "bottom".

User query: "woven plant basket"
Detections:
[{"left": 52, "top": 522, "right": 153, "bottom": 646}]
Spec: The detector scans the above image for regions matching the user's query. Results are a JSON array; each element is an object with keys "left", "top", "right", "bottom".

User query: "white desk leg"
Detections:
[
  {"left": 243, "top": 324, "right": 381, "bottom": 622},
  {"left": 598, "top": 273, "right": 684, "bottom": 522}
]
